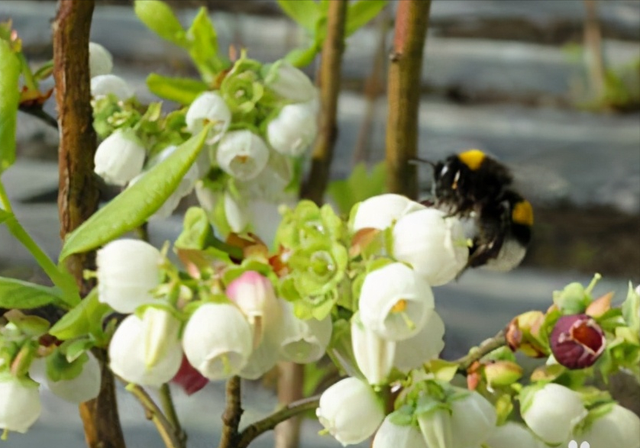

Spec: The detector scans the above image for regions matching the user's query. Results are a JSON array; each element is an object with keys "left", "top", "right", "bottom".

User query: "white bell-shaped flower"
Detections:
[
  {"left": 185, "top": 92, "right": 231, "bottom": 144},
  {"left": 94, "top": 129, "right": 146, "bottom": 186},
  {"left": 450, "top": 390, "right": 497, "bottom": 448},
  {"left": 182, "top": 303, "right": 254, "bottom": 380},
  {"left": 278, "top": 300, "right": 332, "bottom": 364},
  {"left": 141, "top": 307, "right": 182, "bottom": 369},
  {"left": 0, "top": 375, "right": 41, "bottom": 434},
  {"left": 224, "top": 191, "right": 250, "bottom": 233},
  {"left": 372, "top": 416, "right": 427, "bottom": 448},
  {"left": 266, "top": 61, "right": 316, "bottom": 103},
  {"left": 239, "top": 333, "right": 281, "bottom": 380},
  {"left": 352, "top": 194, "right": 425, "bottom": 232},
  {"left": 46, "top": 352, "right": 101, "bottom": 404},
  {"left": 351, "top": 312, "right": 395, "bottom": 385},
  {"left": 109, "top": 311, "right": 183, "bottom": 387},
  {"left": 392, "top": 208, "right": 469, "bottom": 286},
  {"left": 484, "top": 422, "right": 543, "bottom": 448},
  {"left": 393, "top": 310, "right": 445, "bottom": 372},
  {"left": 267, "top": 102, "right": 317, "bottom": 157},
  {"left": 96, "top": 239, "right": 162, "bottom": 313},
  {"left": 358, "top": 262, "right": 434, "bottom": 341},
  {"left": 216, "top": 130, "right": 269, "bottom": 181},
  {"left": 417, "top": 407, "right": 453, "bottom": 448},
  {"left": 316, "top": 377, "right": 385, "bottom": 446},
  {"left": 89, "top": 42, "right": 113, "bottom": 77},
  {"left": 521, "top": 383, "right": 587, "bottom": 445},
  {"left": 577, "top": 403, "right": 640, "bottom": 448},
  {"left": 90, "top": 74, "right": 134, "bottom": 100},
  {"left": 238, "top": 150, "right": 293, "bottom": 202}
]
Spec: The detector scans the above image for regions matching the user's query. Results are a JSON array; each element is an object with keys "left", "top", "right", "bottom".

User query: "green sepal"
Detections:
[
  {"left": 146, "top": 73, "right": 208, "bottom": 105},
  {"left": 45, "top": 346, "right": 89, "bottom": 382},
  {"left": 621, "top": 282, "right": 640, "bottom": 335},
  {"left": 5, "top": 311, "right": 49, "bottom": 338}
]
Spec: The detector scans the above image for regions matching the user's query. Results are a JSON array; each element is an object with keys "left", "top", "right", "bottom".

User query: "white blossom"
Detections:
[
  {"left": 351, "top": 312, "right": 395, "bottom": 385},
  {"left": 94, "top": 129, "right": 146, "bottom": 186},
  {"left": 96, "top": 239, "right": 163, "bottom": 313},
  {"left": 521, "top": 383, "right": 587, "bottom": 445},
  {"left": 224, "top": 191, "right": 250, "bottom": 233},
  {"left": 393, "top": 310, "right": 445, "bottom": 372},
  {"left": 352, "top": 194, "right": 425, "bottom": 232},
  {"left": 45, "top": 352, "right": 101, "bottom": 404},
  {"left": 182, "top": 303, "right": 253, "bottom": 380},
  {"left": 417, "top": 407, "right": 453, "bottom": 448},
  {"left": 237, "top": 150, "right": 293, "bottom": 202},
  {"left": 0, "top": 375, "right": 41, "bottom": 434},
  {"left": 450, "top": 390, "right": 497, "bottom": 448},
  {"left": 392, "top": 208, "right": 469, "bottom": 286},
  {"left": 265, "top": 61, "right": 316, "bottom": 102},
  {"left": 90, "top": 74, "right": 134, "bottom": 100},
  {"left": 372, "top": 417, "right": 427, "bottom": 448},
  {"left": 109, "top": 312, "right": 183, "bottom": 387},
  {"left": 267, "top": 102, "right": 317, "bottom": 157},
  {"left": 89, "top": 42, "right": 113, "bottom": 77},
  {"left": 185, "top": 92, "right": 231, "bottom": 144},
  {"left": 484, "top": 422, "right": 543, "bottom": 448},
  {"left": 216, "top": 130, "right": 269, "bottom": 181},
  {"left": 577, "top": 404, "right": 640, "bottom": 448},
  {"left": 316, "top": 377, "right": 384, "bottom": 446},
  {"left": 358, "top": 262, "right": 434, "bottom": 341},
  {"left": 278, "top": 301, "right": 332, "bottom": 364}
]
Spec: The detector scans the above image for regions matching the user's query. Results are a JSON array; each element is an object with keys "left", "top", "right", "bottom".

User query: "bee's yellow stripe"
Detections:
[
  {"left": 512, "top": 200, "right": 534, "bottom": 226},
  {"left": 458, "top": 149, "right": 486, "bottom": 171}
]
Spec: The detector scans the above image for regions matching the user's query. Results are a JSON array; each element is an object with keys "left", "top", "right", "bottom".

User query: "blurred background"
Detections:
[{"left": 1, "top": 1, "right": 639, "bottom": 447}]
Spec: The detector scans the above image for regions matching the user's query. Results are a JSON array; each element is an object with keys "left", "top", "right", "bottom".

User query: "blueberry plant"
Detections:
[{"left": 0, "top": 1, "right": 639, "bottom": 448}]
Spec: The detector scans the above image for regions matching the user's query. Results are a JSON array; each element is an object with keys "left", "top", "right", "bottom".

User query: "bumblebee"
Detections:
[{"left": 420, "top": 149, "right": 534, "bottom": 271}]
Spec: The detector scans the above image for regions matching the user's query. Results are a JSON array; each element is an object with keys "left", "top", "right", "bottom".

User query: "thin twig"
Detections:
[
  {"left": 237, "top": 396, "right": 320, "bottom": 448},
  {"left": 160, "top": 384, "right": 187, "bottom": 448},
  {"left": 454, "top": 329, "right": 507, "bottom": 371},
  {"left": 126, "top": 383, "right": 182, "bottom": 448},
  {"left": 300, "top": 0, "right": 348, "bottom": 203},
  {"left": 218, "top": 375, "right": 244, "bottom": 448},
  {"left": 353, "top": 9, "right": 390, "bottom": 165},
  {"left": 18, "top": 106, "right": 59, "bottom": 129},
  {"left": 583, "top": 0, "right": 606, "bottom": 100},
  {"left": 385, "top": 0, "right": 432, "bottom": 198}
]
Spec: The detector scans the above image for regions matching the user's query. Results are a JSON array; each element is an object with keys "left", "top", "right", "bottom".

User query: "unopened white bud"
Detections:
[
  {"left": 352, "top": 194, "right": 425, "bottom": 232},
  {"left": 91, "top": 74, "right": 134, "bottom": 100},
  {"left": 0, "top": 375, "right": 41, "bottom": 434},
  {"left": 89, "top": 42, "right": 113, "bottom": 77},
  {"left": 94, "top": 129, "right": 145, "bottom": 186},
  {"left": 267, "top": 103, "right": 317, "bottom": 157},
  {"left": 266, "top": 61, "right": 316, "bottom": 103},
  {"left": 96, "top": 239, "right": 163, "bottom": 313}
]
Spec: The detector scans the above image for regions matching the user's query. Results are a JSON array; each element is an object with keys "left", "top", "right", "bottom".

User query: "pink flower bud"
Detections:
[{"left": 550, "top": 314, "right": 606, "bottom": 369}]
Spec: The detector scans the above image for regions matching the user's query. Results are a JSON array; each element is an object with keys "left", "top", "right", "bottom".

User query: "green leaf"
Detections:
[
  {"left": 146, "top": 73, "right": 208, "bottom": 105},
  {"left": 0, "top": 39, "right": 21, "bottom": 173},
  {"left": 187, "top": 7, "right": 224, "bottom": 80},
  {"left": 59, "top": 127, "right": 210, "bottom": 260},
  {"left": 345, "top": 0, "right": 388, "bottom": 37},
  {"left": 49, "top": 290, "right": 110, "bottom": 341},
  {"left": 328, "top": 162, "right": 387, "bottom": 215},
  {"left": 0, "top": 208, "right": 10, "bottom": 224},
  {"left": 277, "top": 0, "right": 320, "bottom": 32},
  {"left": 0, "top": 277, "right": 63, "bottom": 309},
  {"left": 284, "top": 43, "right": 321, "bottom": 68},
  {"left": 134, "top": 0, "right": 188, "bottom": 47}
]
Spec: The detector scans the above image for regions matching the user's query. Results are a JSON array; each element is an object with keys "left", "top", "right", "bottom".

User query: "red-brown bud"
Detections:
[{"left": 550, "top": 314, "right": 605, "bottom": 369}]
